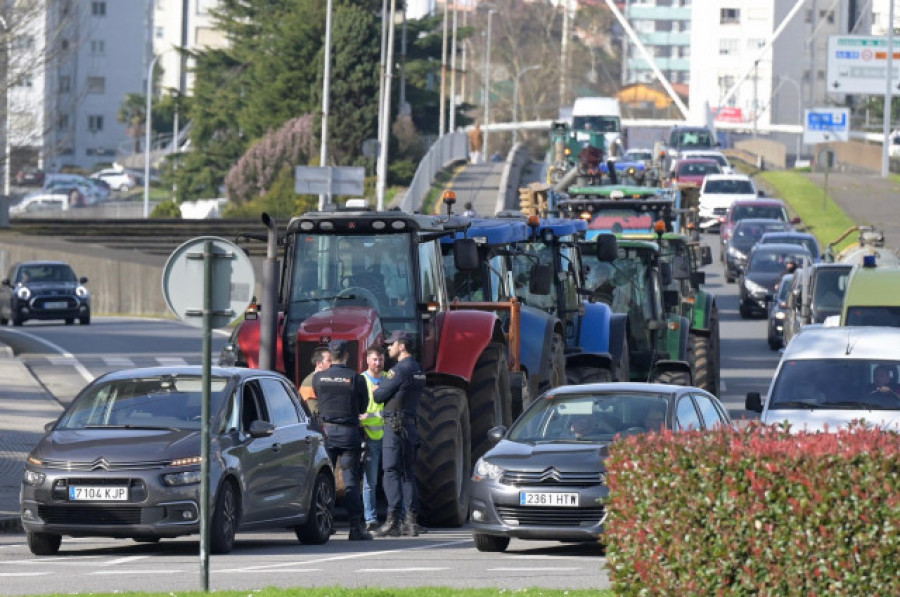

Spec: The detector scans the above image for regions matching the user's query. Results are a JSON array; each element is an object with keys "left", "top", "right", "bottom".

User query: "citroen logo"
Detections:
[
  {"left": 91, "top": 458, "right": 110, "bottom": 471},
  {"left": 540, "top": 467, "right": 562, "bottom": 482}
]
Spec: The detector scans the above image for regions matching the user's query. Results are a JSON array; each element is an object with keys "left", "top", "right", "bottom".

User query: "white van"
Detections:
[
  {"left": 9, "top": 193, "right": 70, "bottom": 216},
  {"left": 571, "top": 96, "right": 624, "bottom": 156}
]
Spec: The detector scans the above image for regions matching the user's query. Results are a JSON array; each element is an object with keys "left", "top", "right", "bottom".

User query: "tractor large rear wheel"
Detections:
[
  {"left": 566, "top": 365, "right": 612, "bottom": 385},
  {"left": 652, "top": 369, "right": 692, "bottom": 387},
  {"left": 416, "top": 385, "right": 471, "bottom": 527},
  {"left": 690, "top": 333, "right": 712, "bottom": 393},
  {"left": 470, "top": 343, "right": 511, "bottom": 464}
]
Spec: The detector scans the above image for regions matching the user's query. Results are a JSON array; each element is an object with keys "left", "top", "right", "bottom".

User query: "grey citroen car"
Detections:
[
  {"left": 20, "top": 366, "right": 335, "bottom": 555},
  {"left": 469, "top": 382, "right": 732, "bottom": 552}
]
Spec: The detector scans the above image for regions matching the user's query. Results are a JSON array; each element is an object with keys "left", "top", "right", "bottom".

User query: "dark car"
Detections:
[
  {"left": 724, "top": 218, "right": 790, "bottom": 283},
  {"left": 16, "top": 167, "right": 45, "bottom": 187},
  {"left": 739, "top": 243, "right": 813, "bottom": 318},
  {"left": 671, "top": 158, "right": 721, "bottom": 186},
  {"left": 757, "top": 231, "right": 821, "bottom": 262},
  {"left": 20, "top": 366, "right": 335, "bottom": 555},
  {"left": 664, "top": 125, "right": 719, "bottom": 172},
  {"left": 719, "top": 198, "right": 798, "bottom": 260},
  {"left": 469, "top": 382, "right": 732, "bottom": 552},
  {"left": 768, "top": 273, "right": 794, "bottom": 350},
  {"left": 0, "top": 261, "right": 91, "bottom": 326}
]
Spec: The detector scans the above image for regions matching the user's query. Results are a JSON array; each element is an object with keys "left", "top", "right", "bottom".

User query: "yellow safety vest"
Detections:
[{"left": 361, "top": 372, "right": 384, "bottom": 440}]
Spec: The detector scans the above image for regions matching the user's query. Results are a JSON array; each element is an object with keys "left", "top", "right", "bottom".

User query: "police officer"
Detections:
[
  {"left": 373, "top": 330, "right": 426, "bottom": 537},
  {"left": 313, "top": 339, "right": 372, "bottom": 541}
]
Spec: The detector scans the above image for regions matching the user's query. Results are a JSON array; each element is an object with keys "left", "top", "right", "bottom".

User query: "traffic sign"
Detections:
[
  {"left": 295, "top": 165, "right": 365, "bottom": 196},
  {"left": 803, "top": 108, "right": 850, "bottom": 144},
  {"left": 827, "top": 35, "right": 900, "bottom": 95},
  {"left": 162, "top": 236, "right": 256, "bottom": 329}
]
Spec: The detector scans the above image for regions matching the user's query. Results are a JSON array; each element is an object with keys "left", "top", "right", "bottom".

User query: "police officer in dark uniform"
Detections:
[
  {"left": 373, "top": 330, "right": 426, "bottom": 537},
  {"left": 313, "top": 339, "right": 372, "bottom": 541}
]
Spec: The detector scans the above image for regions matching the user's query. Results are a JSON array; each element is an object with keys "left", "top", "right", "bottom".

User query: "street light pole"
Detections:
[
  {"left": 483, "top": 9, "right": 495, "bottom": 159},
  {"left": 778, "top": 75, "right": 803, "bottom": 163},
  {"left": 144, "top": 50, "right": 172, "bottom": 219},
  {"left": 0, "top": 15, "right": 10, "bottom": 200},
  {"left": 448, "top": 5, "right": 458, "bottom": 133},
  {"left": 318, "top": 0, "right": 334, "bottom": 210},
  {"left": 512, "top": 65, "right": 540, "bottom": 145}
]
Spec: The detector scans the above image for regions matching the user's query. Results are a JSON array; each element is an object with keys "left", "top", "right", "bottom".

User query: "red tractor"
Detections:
[{"left": 223, "top": 210, "right": 512, "bottom": 527}]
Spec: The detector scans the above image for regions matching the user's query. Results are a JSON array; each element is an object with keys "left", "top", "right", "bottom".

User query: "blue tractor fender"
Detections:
[
  {"left": 518, "top": 305, "right": 560, "bottom": 385},
  {"left": 575, "top": 300, "right": 612, "bottom": 354}
]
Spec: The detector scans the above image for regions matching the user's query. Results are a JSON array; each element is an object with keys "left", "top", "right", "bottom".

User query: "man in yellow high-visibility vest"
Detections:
[{"left": 359, "top": 345, "right": 385, "bottom": 533}]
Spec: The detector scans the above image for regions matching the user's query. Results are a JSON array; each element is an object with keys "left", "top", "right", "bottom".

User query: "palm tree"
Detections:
[{"left": 117, "top": 93, "right": 146, "bottom": 154}]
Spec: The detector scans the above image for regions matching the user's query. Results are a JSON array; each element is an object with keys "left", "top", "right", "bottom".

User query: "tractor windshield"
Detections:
[{"left": 288, "top": 232, "right": 416, "bottom": 322}]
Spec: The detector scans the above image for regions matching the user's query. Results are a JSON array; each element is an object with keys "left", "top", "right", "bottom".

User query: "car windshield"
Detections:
[
  {"left": 678, "top": 162, "right": 720, "bottom": 176},
  {"left": 812, "top": 269, "right": 850, "bottom": 310},
  {"left": 731, "top": 222, "right": 788, "bottom": 250},
  {"left": 748, "top": 249, "right": 811, "bottom": 273},
  {"left": 625, "top": 150, "right": 652, "bottom": 161},
  {"left": 703, "top": 179, "right": 755, "bottom": 194},
  {"left": 761, "top": 235, "right": 819, "bottom": 258},
  {"left": 572, "top": 116, "right": 620, "bottom": 133},
  {"left": 769, "top": 359, "right": 900, "bottom": 410},
  {"left": 17, "top": 264, "right": 77, "bottom": 283},
  {"left": 732, "top": 205, "right": 786, "bottom": 222},
  {"left": 56, "top": 375, "right": 231, "bottom": 431},
  {"left": 507, "top": 391, "right": 669, "bottom": 443},
  {"left": 672, "top": 130, "right": 715, "bottom": 148},
  {"left": 845, "top": 306, "right": 900, "bottom": 327}
]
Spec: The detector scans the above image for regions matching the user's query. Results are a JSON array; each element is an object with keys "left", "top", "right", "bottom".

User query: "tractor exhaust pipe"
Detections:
[{"left": 259, "top": 212, "right": 280, "bottom": 371}]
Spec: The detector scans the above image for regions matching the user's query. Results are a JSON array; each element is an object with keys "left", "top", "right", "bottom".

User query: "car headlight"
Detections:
[
  {"left": 744, "top": 279, "right": 767, "bottom": 295},
  {"left": 775, "top": 311, "right": 786, "bottom": 320},
  {"left": 16, "top": 286, "right": 30, "bottom": 300},
  {"left": 162, "top": 470, "right": 202, "bottom": 486},
  {"left": 727, "top": 245, "right": 745, "bottom": 259},
  {"left": 75, "top": 285, "right": 89, "bottom": 298},
  {"left": 23, "top": 470, "right": 45, "bottom": 486},
  {"left": 472, "top": 458, "right": 503, "bottom": 481}
]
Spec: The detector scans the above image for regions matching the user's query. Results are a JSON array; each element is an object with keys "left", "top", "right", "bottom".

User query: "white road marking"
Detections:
[
  {"left": 156, "top": 357, "right": 188, "bottom": 367},
  {"left": 1, "top": 329, "right": 95, "bottom": 384},
  {"left": 218, "top": 568, "right": 322, "bottom": 574},
  {"left": 2, "top": 556, "right": 103, "bottom": 565},
  {"left": 488, "top": 567, "right": 582, "bottom": 572},
  {"left": 90, "top": 569, "right": 183, "bottom": 575},
  {"left": 230, "top": 539, "right": 471, "bottom": 572},
  {"left": 102, "top": 357, "right": 135, "bottom": 367},
  {"left": 356, "top": 567, "right": 449, "bottom": 573},
  {"left": 104, "top": 555, "right": 149, "bottom": 566},
  {"left": 0, "top": 572, "right": 50, "bottom": 577}
]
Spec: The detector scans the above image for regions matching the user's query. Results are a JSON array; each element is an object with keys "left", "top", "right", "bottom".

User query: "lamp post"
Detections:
[
  {"left": 0, "top": 15, "right": 10, "bottom": 200},
  {"left": 144, "top": 49, "right": 173, "bottom": 219},
  {"left": 318, "top": 0, "right": 333, "bottom": 210},
  {"left": 512, "top": 64, "right": 540, "bottom": 145},
  {"left": 483, "top": 9, "right": 496, "bottom": 159}
]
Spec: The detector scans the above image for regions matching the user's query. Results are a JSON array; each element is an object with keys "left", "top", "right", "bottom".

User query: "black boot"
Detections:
[
  {"left": 348, "top": 517, "right": 373, "bottom": 541},
  {"left": 373, "top": 513, "right": 401, "bottom": 537},
  {"left": 401, "top": 511, "right": 426, "bottom": 537}
]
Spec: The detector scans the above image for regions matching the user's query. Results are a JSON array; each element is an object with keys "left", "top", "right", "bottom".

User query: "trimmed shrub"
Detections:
[{"left": 605, "top": 423, "right": 900, "bottom": 595}]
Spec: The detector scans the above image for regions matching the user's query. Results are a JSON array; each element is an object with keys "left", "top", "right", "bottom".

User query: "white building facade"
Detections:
[
  {"left": 623, "top": 0, "right": 692, "bottom": 86},
  {"left": 42, "top": 0, "right": 152, "bottom": 172},
  {"left": 153, "top": 0, "right": 226, "bottom": 95}
]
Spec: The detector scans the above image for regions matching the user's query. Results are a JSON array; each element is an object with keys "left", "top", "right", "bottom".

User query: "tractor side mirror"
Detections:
[
  {"left": 662, "top": 289, "right": 679, "bottom": 311},
  {"left": 595, "top": 233, "right": 618, "bottom": 262},
  {"left": 690, "top": 271, "right": 705, "bottom": 289},
  {"left": 529, "top": 264, "right": 553, "bottom": 296},
  {"left": 700, "top": 245, "right": 713, "bottom": 265},
  {"left": 660, "top": 262, "right": 673, "bottom": 286},
  {"left": 453, "top": 238, "right": 479, "bottom": 272},
  {"left": 745, "top": 392, "right": 763, "bottom": 413},
  {"left": 672, "top": 255, "right": 691, "bottom": 280}
]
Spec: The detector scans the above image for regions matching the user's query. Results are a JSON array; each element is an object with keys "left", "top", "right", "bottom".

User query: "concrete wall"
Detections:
[
  {"left": 734, "top": 138, "right": 787, "bottom": 170},
  {"left": 812, "top": 141, "right": 882, "bottom": 173},
  {"left": 0, "top": 235, "right": 264, "bottom": 318}
]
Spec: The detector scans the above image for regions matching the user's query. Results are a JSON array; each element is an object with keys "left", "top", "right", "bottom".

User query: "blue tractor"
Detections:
[{"left": 441, "top": 218, "right": 566, "bottom": 421}]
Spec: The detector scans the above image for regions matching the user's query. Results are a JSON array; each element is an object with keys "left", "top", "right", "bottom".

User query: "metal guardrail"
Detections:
[{"left": 399, "top": 132, "right": 468, "bottom": 213}]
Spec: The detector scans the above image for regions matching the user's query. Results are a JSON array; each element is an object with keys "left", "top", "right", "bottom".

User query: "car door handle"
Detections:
[{"left": 271, "top": 443, "right": 281, "bottom": 453}]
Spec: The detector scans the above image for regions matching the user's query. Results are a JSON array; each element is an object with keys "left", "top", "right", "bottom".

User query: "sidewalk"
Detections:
[{"left": 0, "top": 351, "right": 62, "bottom": 532}]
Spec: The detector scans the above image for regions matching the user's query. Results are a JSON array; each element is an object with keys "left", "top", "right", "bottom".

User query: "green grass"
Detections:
[
  {"left": 756, "top": 170, "right": 858, "bottom": 255},
  {"left": 27, "top": 588, "right": 611, "bottom": 597}
]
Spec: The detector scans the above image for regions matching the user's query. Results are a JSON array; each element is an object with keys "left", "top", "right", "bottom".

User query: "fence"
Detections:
[{"left": 398, "top": 132, "right": 469, "bottom": 213}]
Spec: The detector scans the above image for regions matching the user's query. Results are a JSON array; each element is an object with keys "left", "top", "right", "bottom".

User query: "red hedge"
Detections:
[{"left": 605, "top": 423, "right": 900, "bottom": 595}]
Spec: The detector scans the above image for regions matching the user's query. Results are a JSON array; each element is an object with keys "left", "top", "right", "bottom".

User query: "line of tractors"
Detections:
[{"left": 221, "top": 122, "right": 720, "bottom": 528}]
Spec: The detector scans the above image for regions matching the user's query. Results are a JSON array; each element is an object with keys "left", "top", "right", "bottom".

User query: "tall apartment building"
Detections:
[
  {"left": 622, "top": 0, "right": 692, "bottom": 86},
  {"left": 688, "top": 0, "right": 869, "bottom": 128},
  {"left": 42, "top": 0, "right": 152, "bottom": 172},
  {"left": 153, "top": 0, "right": 226, "bottom": 95},
  {"left": 7, "top": 6, "right": 48, "bottom": 173}
]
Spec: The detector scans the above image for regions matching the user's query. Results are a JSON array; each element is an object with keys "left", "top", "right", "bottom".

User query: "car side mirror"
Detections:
[
  {"left": 791, "top": 217, "right": 801, "bottom": 225},
  {"left": 44, "top": 420, "right": 57, "bottom": 432},
  {"left": 529, "top": 264, "right": 553, "bottom": 296},
  {"left": 453, "top": 238, "right": 479, "bottom": 272},
  {"left": 1, "top": 278, "right": 9, "bottom": 287},
  {"left": 248, "top": 420, "right": 275, "bottom": 438},
  {"left": 757, "top": 190, "right": 765, "bottom": 197},
  {"left": 745, "top": 392, "right": 763, "bottom": 413},
  {"left": 595, "top": 233, "right": 618, "bottom": 262},
  {"left": 79, "top": 276, "right": 89, "bottom": 284},
  {"left": 487, "top": 426, "right": 506, "bottom": 444},
  {"left": 690, "top": 271, "right": 705, "bottom": 289}
]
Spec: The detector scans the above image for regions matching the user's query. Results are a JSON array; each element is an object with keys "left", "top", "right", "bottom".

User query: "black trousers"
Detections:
[
  {"left": 381, "top": 417, "right": 418, "bottom": 516},
  {"left": 323, "top": 424, "right": 364, "bottom": 523}
]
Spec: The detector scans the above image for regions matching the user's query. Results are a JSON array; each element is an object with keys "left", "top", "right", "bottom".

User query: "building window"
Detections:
[
  {"left": 57, "top": 114, "right": 69, "bottom": 130},
  {"left": 12, "top": 36, "right": 35, "bottom": 51},
  {"left": 58, "top": 75, "right": 71, "bottom": 93},
  {"left": 14, "top": 74, "right": 33, "bottom": 88},
  {"left": 88, "top": 115, "right": 104, "bottom": 132},
  {"left": 92, "top": 1, "right": 106, "bottom": 16},
  {"left": 747, "top": 38, "right": 766, "bottom": 50},
  {"left": 155, "top": 26, "right": 164, "bottom": 39},
  {"left": 822, "top": 10, "right": 835, "bottom": 24},
  {"left": 90, "top": 40, "right": 105, "bottom": 54},
  {"left": 87, "top": 77, "right": 105, "bottom": 94},
  {"left": 61, "top": 39, "right": 69, "bottom": 51},
  {"left": 719, "top": 39, "right": 739, "bottom": 56},
  {"left": 720, "top": 8, "right": 740, "bottom": 24}
]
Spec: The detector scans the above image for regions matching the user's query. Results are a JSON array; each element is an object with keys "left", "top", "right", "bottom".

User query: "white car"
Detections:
[
  {"left": 746, "top": 326, "right": 900, "bottom": 432},
  {"left": 679, "top": 149, "right": 733, "bottom": 174},
  {"left": 91, "top": 168, "right": 136, "bottom": 192},
  {"left": 9, "top": 193, "right": 70, "bottom": 216},
  {"left": 697, "top": 173, "right": 760, "bottom": 231}
]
